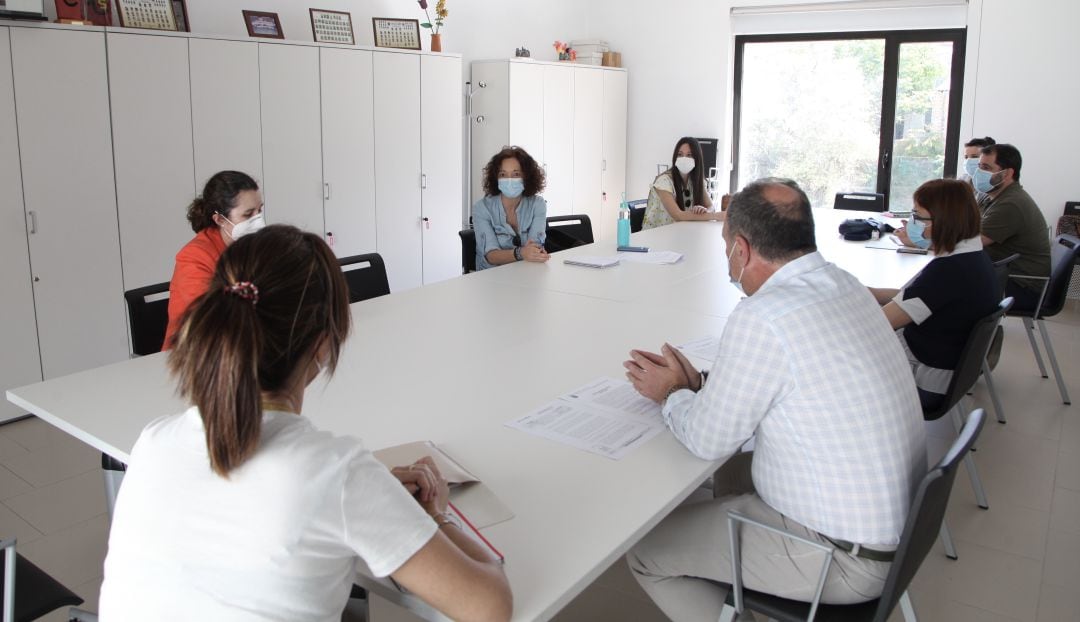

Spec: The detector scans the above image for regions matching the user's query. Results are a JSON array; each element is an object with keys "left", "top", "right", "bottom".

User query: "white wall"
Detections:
[{"left": 585, "top": 0, "right": 1078, "bottom": 228}]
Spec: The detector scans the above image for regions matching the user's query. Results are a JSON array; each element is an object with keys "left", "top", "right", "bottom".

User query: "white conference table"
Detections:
[{"left": 7, "top": 209, "right": 928, "bottom": 622}]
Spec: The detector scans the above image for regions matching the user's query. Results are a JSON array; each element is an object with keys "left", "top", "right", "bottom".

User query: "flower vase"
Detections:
[{"left": 430, "top": 33, "right": 442, "bottom": 52}]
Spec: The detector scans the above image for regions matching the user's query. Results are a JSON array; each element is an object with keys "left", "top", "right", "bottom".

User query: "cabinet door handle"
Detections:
[
  {"left": 421, "top": 217, "right": 430, "bottom": 230},
  {"left": 28, "top": 211, "right": 37, "bottom": 234},
  {"left": 324, "top": 183, "right": 331, "bottom": 200},
  {"left": 421, "top": 173, "right": 428, "bottom": 189},
  {"left": 602, "top": 159, "right": 607, "bottom": 171}
]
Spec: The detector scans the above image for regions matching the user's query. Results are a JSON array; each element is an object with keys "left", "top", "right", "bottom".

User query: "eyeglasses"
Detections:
[{"left": 911, "top": 213, "right": 933, "bottom": 223}]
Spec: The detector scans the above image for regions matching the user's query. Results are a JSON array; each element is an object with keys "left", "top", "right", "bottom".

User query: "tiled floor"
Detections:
[{"left": 3, "top": 304, "right": 1080, "bottom": 621}]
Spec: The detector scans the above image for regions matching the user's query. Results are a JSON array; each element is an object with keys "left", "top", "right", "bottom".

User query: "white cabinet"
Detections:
[
  {"left": 572, "top": 67, "right": 604, "bottom": 231},
  {"left": 0, "top": 26, "right": 41, "bottom": 422},
  {"left": 10, "top": 27, "right": 127, "bottom": 379},
  {"left": 259, "top": 43, "right": 324, "bottom": 234},
  {"left": 601, "top": 70, "right": 628, "bottom": 242},
  {"left": 374, "top": 53, "right": 423, "bottom": 292},
  {"left": 469, "top": 59, "right": 628, "bottom": 237},
  {"left": 189, "top": 38, "right": 262, "bottom": 190},
  {"left": 321, "top": 47, "right": 376, "bottom": 259},
  {"left": 542, "top": 64, "right": 574, "bottom": 217},
  {"left": 420, "top": 54, "right": 463, "bottom": 285},
  {"left": 107, "top": 32, "right": 196, "bottom": 290}
]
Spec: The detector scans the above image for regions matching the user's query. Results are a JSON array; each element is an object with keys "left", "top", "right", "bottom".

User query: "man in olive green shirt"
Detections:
[{"left": 974, "top": 143, "right": 1051, "bottom": 311}]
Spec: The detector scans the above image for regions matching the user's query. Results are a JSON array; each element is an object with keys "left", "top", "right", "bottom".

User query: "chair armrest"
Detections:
[
  {"left": 1006, "top": 274, "right": 1051, "bottom": 316},
  {"left": 2, "top": 538, "right": 15, "bottom": 622},
  {"left": 726, "top": 511, "right": 835, "bottom": 620}
]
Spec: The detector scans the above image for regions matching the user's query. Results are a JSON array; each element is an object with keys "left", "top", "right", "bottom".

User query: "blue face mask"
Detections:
[
  {"left": 971, "top": 168, "right": 1002, "bottom": 194},
  {"left": 498, "top": 178, "right": 525, "bottom": 198},
  {"left": 963, "top": 158, "right": 979, "bottom": 178},
  {"left": 907, "top": 216, "right": 931, "bottom": 250},
  {"left": 727, "top": 243, "right": 745, "bottom": 294}
]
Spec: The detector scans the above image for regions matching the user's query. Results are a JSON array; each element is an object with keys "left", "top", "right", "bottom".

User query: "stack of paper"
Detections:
[{"left": 563, "top": 256, "right": 620, "bottom": 268}]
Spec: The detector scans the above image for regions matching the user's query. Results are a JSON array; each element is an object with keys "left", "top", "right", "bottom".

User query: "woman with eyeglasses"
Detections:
[
  {"left": 101, "top": 225, "right": 512, "bottom": 621},
  {"left": 867, "top": 179, "right": 998, "bottom": 411},
  {"left": 642, "top": 137, "right": 723, "bottom": 230},
  {"left": 472, "top": 146, "right": 550, "bottom": 270}
]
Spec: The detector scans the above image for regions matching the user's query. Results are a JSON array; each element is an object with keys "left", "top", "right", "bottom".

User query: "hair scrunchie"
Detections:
[{"left": 224, "top": 281, "right": 259, "bottom": 305}]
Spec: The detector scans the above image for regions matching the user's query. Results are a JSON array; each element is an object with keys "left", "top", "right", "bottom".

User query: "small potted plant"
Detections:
[
  {"left": 553, "top": 41, "right": 576, "bottom": 62},
  {"left": 417, "top": 0, "right": 448, "bottom": 52}
]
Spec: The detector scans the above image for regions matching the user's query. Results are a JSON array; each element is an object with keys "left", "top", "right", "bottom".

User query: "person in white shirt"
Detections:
[
  {"left": 622, "top": 179, "right": 926, "bottom": 620},
  {"left": 99, "top": 225, "right": 511, "bottom": 622}
]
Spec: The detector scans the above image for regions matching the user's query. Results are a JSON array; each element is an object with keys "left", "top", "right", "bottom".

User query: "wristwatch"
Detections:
[{"left": 513, "top": 246, "right": 523, "bottom": 261}]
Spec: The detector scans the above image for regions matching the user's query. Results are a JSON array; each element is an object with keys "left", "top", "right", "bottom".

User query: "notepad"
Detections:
[{"left": 563, "top": 256, "right": 620, "bottom": 268}]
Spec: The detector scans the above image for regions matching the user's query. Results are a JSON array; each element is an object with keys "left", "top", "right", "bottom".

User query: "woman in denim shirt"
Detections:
[{"left": 472, "top": 146, "right": 550, "bottom": 270}]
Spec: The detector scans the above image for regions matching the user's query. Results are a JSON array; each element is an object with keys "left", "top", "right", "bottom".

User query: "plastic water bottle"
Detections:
[{"left": 617, "top": 194, "right": 631, "bottom": 247}]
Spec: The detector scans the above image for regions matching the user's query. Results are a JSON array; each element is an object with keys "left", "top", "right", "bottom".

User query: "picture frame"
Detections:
[
  {"left": 242, "top": 10, "right": 283, "bottom": 39},
  {"left": 310, "top": 8, "right": 354, "bottom": 46},
  {"left": 170, "top": 0, "right": 187, "bottom": 31},
  {"left": 371, "top": 17, "right": 421, "bottom": 51},
  {"left": 116, "top": 0, "right": 177, "bottom": 31}
]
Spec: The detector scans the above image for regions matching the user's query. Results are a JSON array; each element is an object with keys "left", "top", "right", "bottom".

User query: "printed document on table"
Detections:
[
  {"left": 506, "top": 377, "right": 665, "bottom": 460},
  {"left": 677, "top": 335, "right": 721, "bottom": 363}
]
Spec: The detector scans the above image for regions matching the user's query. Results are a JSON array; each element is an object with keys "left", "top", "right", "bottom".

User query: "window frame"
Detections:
[{"left": 730, "top": 28, "right": 967, "bottom": 211}]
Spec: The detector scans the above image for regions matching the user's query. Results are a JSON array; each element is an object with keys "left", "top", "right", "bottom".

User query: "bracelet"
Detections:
[
  {"left": 433, "top": 512, "right": 461, "bottom": 529},
  {"left": 664, "top": 384, "right": 688, "bottom": 400},
  {"left": 700, "top": 370, "right": 709, "bottom": 389},
  {"left": 513, "top": 246, "right": 523, "bottom": 261}
]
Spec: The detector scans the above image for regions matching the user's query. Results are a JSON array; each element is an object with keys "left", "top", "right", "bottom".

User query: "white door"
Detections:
[
  {"left": 321, "top": 47, "right": 376, "bottom": 258},
  {"left": 572, "top": 67, "right": 604, "bottom": 239},
  {"left": 107, "top": 32, "right": 196, "bottom": 290},
  {"left": 542, "top": 64, "right": 574, "bottom": 217},
  {"left": 508, "top": 62, "right": 544, "bottom": 164},
  {"left": 259, "top": 43, "right": 324, "bottom": 233},
  {"left": 601, "top": 70, "right": 628, "bottom": 242},
  {"left": 189, "top": 38, "right": 262, "bottom": 190},
  {"left": 373, "top": 52, "right": 422, "bottom": 292},
  {"left": 0, "top": 27, "right": 41, "bottom": 421},
  {"left": 420, "top": 54, "right": 463, "bottom": 284},
  {"left": 11, "top": 27, "right": 127, "bottom": 379}
]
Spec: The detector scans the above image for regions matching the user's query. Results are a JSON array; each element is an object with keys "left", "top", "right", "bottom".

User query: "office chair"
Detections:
[
  {"left": 459, "top": 229, "right": 477, "bottom": 274},
  {"left": 833, "top": 192, "right": 885, "bottom": 212},
  {"left": 1005, "top": 234, "right": 1080, "bottom": 405},
  {"left": 717, "top": 409, "right": 987, "bottom": 622},
  {"left": 339, "top": 253, "right": 391, "bottom": 304},
  {"left": 1, "top": 537, "right": 95, "bottom": 622},
  {"left": 124, "top": 282, "right": 171, "bottom": 356},
  {"left": 627, "top": 199, "right": 647, "bottom": 233},
  {"left": 545, "top": 215, "right": 594, "bottom": 253},
  {"left": 980, "top": 253, "right": 1020, "bottom": 423}
]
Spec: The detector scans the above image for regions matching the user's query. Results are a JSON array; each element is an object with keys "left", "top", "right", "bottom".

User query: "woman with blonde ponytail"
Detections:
[{"left": 101, "top": 225, "right": 512, "bottom": 621}]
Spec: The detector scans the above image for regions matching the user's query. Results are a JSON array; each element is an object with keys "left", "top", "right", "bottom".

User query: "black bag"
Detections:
[{"left": 838, "top": 218, "right": 875, "bottom": 241}]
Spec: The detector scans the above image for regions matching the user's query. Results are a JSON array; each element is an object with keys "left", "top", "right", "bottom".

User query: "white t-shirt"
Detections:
[{"left": 100, "top": 407, "right": 436, "bottom": 621}]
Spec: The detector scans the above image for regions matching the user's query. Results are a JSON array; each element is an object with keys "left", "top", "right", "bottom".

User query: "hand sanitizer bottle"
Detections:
[{"left": 617, "top": 194, "right": 631, "bottom": 248}]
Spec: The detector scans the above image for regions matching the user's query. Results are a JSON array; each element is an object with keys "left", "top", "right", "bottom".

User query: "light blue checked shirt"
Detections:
[{"left": 664, "top": 252, "right": 926, "bottom": 546}]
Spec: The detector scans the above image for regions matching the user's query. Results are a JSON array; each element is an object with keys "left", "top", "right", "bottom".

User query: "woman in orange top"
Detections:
[{"left": 163, "top": 171, "right": 264, "bottom": 350}]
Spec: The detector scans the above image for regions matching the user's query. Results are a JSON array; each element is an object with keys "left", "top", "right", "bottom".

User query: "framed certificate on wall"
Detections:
[
  {"left": 372, "top": 17, "right": 421, "bottom": 51},
  {"left": 310, "top": 8, "right": 354, "bottom": 46},
  {"left": 116, "top": 0, "right": 177, "bottom": 31}
]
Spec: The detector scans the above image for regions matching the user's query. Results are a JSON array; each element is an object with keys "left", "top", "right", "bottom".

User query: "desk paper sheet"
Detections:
[
  {"left": 677, "top": 335, "right": 721, "bottom": 363},
  {"left": 506, "top": 378, "right": 665, "bottom": 460}
]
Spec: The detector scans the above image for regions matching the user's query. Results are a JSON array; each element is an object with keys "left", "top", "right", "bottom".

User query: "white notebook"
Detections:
[{"left": 563, "top": 256, "right": 620, "bottom": 268}]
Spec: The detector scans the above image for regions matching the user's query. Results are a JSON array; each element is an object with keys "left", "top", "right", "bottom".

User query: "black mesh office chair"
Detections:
[
  {"left": 833, "top": 192, "right": 885, "bottom": 212},
  {"left": 1005, "top": 234, "right": 1080, "bottom": 405},
  {"left": 545, "top": 215, "right": 594, "bottom": 253},
  {"left": 339, "top": 253, "right": 390, "bottom": 304},
  {"left": 627, "top": 199, "right": 647, "bottom": 233},
  {"left": 459, "top": 229, "right": 477, "bottom": 274},
  {"left": 717, "top": 409, "right": 987, "bottom": 622},
  {"left": 1, "top": 538, "right": 88, "bottom": 622},
  {"left": 124, "top": 281, "right": 171, "bottom": 356}
]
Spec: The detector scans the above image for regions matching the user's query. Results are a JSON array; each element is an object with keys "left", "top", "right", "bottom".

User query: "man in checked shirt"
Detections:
[{"left": 623, "top": 178, "right": 926, "bottom": 620}]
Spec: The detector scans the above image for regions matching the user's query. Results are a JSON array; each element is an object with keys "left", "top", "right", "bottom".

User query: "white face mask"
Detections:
[
  {"left": 727, "top": 242, "right": 745, "bottom": 294},
  {"left": 224, "top": 213, "right": 266, "bottom": 240},
  {"left": 675, "top": 156, "right": 695, "bottom": 176}
]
